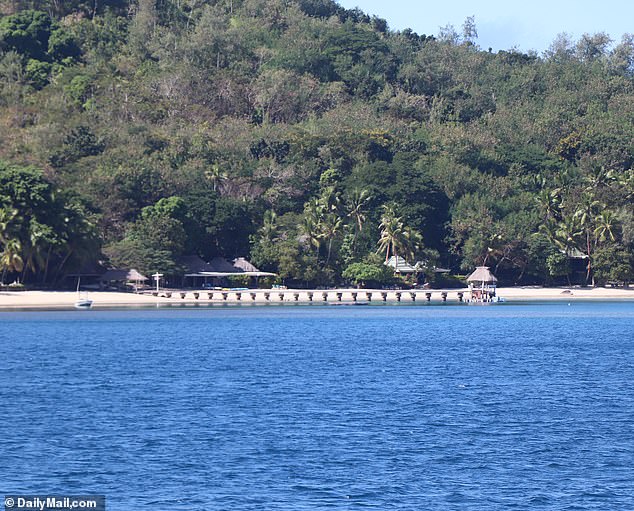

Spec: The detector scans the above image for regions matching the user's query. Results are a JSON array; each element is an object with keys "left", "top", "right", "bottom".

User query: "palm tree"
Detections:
[
  {"left": 205, "top": 164, "right": 226, "bottom": 192},
  {"left": 535, "top": 188, "right": 562, "bottom": 222},
  {"left": 319, "top": 186, "right": 342, "bottom": 215},
  {"left": 584, "top": 165, "right": 616, "bottom": 190},
  {"left": 402, "top": 225, "right": 423, "bottom": 262},
  {"left": 574, "top": 193, "right": 601, "bottom": 284},
  {"left": 346, "top": 188, "right": 371, "bottom": 235},
  {"left": 377, "top": 204, "right": 424, "bottom": 268},
  {"left": 574, "top": 193, "right": 600, "bottom": 230},
  {"left": 554, "top": 213, "right": 583, "bottom": 254},
  {"left": 21, "top": 220, "right": 56, "bottom": 283},
  {"left": 377, "top": 204, "right": 405, "bottom": 263},
  {"left": 301, "top": 199, "right": 325, "bottom": 251},
  {"left": 0, "top": 208, "right": 20, "bottom": 252},
  {"left": 594, "top": 210, "right": 618, "bottom": 244},
  {"left": 259, "top": 210, "right": 278, "bottom": 241},
  {"left": 1, "top": 238, "right": 24, "bottom": 284},
  {"left": 51, "top": 203, "right": 99, "bottom": 284},
  {"left": 321, "top": 212, "right": 343, "bottom": 264}
]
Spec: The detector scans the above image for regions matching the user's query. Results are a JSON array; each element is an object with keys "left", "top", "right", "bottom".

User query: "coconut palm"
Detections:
[
  {"left": 402, "top": 225, "right": 423, "bottom": 262},
  {"left": 574, "top": 193, "right": 601, "bottom": 230},
  {"left": 205, "top": 164, "right": 226, "bottom": 192},
  {"left": 377, "top": 204, "right": 405, "bottom": 263},
  {"left": 594, "top": 210, "right": 618, "bottom": 244},
  {"left": 0, "top": 208, "right": 19, "bottom": 245},
  {"left": 321, "top": 212, "right": 343, "bottom": 264},
  {"left": 259, "top": 210, "right": 278, "bottom": 241},
  {"left": 50, "top": 202, "right": 99, "bottom": 284},
  {"left": 535, "top": 188, "right": 562, "bottom": 222},
  {"left": 584, "top": 165, "right": 616, "bottom": 190},
  {"left": 377, "top": 204, "right": 422, "bottom": 264},
  {"left": 346, "top": 188, "right": 371, "bottom": 235},
  {"left": 0, "top": 238, "right": 24, "bottom": 283},
  {"left": 301, "top": 199, "right": 326, "bottom": 251},
  {"left": 574, "top": 194, "right": 602, "bottom": 283},
  {"left": 554, "top": 214, "right": 583, "bottom": 254},
  {"left": 21, "top": 220, "right": 56, "bottom": 282}
]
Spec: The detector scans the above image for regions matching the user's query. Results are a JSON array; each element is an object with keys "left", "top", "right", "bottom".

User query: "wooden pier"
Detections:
[{"left": 143, "top": 289, "right": 472, "bottom": 304}]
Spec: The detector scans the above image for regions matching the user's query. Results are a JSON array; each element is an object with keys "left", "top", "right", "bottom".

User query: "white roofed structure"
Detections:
[
  {"left": 385, "top": 256, "right": 417, "bottom": 274},
  {"left": 179, "top": 256, "right": 276, "bottom": 287}
]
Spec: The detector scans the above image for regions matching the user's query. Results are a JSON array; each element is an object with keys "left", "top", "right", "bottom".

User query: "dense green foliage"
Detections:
[{"left": 0, "top": 0, "right": 633, "bottom": 286}]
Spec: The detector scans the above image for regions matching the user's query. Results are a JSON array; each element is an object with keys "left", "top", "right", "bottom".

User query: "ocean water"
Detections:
[{"left": 1, "top": 302, "right": 634, "bottom": 510}]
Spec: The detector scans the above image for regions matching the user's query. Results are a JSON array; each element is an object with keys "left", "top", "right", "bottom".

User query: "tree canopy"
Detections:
[{"left": 0, "top": 1, "right": 632, "bottom": 286}]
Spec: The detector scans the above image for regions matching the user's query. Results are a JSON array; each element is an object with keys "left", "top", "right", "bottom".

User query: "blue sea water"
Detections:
[{"left": 1, "top": 302, "right": 634, "bottom": 510}]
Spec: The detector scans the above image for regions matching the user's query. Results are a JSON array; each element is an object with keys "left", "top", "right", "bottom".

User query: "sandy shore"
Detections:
[{"left": 0, "top": 286, "right": 633, "bottom": 309}]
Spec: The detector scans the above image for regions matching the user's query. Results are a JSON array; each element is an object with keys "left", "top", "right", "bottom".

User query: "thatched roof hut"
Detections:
[
  {"left": 178, "top": 255, "right": 215, "bottom": 273},
  {"left": 233, "top": 257, "right": 259, "bottom": 272},
  {"left": 466, "top": 266, "right": 498, "bottom": 284},
  {"left": 101, "top": 269, "right": 148, "bottom": 282},
  {"left": 208, "top": 257, "right": 241, "bottom": 273},
  {"left": 466, "top": 266, "right": 497, "bottom": 303}
]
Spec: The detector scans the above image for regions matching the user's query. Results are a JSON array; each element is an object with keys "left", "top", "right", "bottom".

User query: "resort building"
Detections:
[{"left": 180, "top": 255, "right": 276, "bottom": 288}]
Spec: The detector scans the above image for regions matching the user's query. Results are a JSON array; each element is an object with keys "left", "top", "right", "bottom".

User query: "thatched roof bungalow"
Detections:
[
  {"left": 101, "top": 269, "right": 148, "bottom": 282},
  {"left": 466, "top": 266, "right": 497, "bottom": 303},
  {"left": 100, "top": 268, "right": 148, "bottom": 291}
]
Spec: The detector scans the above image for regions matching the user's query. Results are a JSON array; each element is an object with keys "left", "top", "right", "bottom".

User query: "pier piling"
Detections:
[{"left": 166, "top": 288, "right": 468, "bottom": 305}]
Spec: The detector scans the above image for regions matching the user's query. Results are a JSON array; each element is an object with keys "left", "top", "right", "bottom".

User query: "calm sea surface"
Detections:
[{"left": 1, "top": 302, "right": 634, "bottom": 510}]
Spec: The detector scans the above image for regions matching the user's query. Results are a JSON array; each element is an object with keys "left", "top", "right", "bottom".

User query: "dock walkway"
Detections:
[{"left": 143, "top": 288, "right": 468, "bottom": 304}]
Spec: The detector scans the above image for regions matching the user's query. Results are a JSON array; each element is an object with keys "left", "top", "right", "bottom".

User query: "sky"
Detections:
[{"left": 336, "top": 0, "right": 634, "bottom": 54}]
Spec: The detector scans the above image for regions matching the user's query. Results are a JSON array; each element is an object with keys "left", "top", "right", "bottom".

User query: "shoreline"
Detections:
[{"left": 0, "top": 286, "right": 633, "bottom": 309}]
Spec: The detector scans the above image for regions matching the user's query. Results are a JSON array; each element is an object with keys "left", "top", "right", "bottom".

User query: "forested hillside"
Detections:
[{"left": 0, "top": 0, "right": 633, "bottom": 287}]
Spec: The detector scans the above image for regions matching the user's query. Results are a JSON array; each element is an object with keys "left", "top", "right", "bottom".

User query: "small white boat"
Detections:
[
  {"left": 74, "top": 297, "right": 93, "bottom": 309},
  {"left": 74, "top": 276, "right": 93, "bottom": 309}
]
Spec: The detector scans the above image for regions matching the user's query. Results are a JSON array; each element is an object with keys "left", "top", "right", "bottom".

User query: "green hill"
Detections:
[{"left": 0, "top": 0, "right": 632, "bottom": 287}]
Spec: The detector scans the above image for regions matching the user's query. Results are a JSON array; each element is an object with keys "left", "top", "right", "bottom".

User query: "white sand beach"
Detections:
[{"left": 0, "top": 286, "right": 633, "bottom": 309}]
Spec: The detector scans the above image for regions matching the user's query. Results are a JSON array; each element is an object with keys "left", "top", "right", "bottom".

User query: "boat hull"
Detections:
[{"left": 74, "top": 299, "right": 93, "bottom": 309}]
